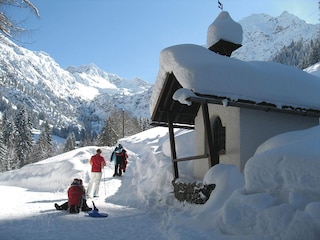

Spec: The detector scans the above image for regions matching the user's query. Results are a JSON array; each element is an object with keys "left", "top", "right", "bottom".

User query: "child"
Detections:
[{"left": 54, "top": 178, "right": 92, "bottom": 213}]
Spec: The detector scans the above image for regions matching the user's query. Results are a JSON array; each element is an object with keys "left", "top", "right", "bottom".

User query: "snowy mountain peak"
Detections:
[
  {"left": 232, "top": 11, "right": 319, "bottom": 61},
  {"left": 278, "top": 11, "right": 308, "bottom": 24},
  {"left": 0, "top": 33, "right": 152, "bottom": 134},
  {"left": 66, "top": 63, "right": 117, "bottom": 80},
  {"left": 65, "top": 63, "right": 151, "bottom": 97}
]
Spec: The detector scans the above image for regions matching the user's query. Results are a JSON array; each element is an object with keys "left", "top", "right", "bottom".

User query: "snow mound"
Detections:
[
  {"left": 245, "top": 125, "right": 320, "bottom": 207},
  {"left": 0, "top": 146, "right": 113, "bottom": 192},
  {"left": 208, "top": 125, "right": 320, "bottom": 239}
]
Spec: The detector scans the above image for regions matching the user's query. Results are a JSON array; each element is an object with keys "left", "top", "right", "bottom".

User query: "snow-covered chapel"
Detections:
[{"left": 150, "top": 11, "right": 320, "bottom": 179}]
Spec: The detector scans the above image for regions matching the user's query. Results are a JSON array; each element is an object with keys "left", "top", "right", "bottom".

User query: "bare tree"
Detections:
[
  {"left": 0, "top": 0, "right": 39, "bottom": 39},
  {"left": 96, "top": 109, "right": 144, "bottom": 147}
]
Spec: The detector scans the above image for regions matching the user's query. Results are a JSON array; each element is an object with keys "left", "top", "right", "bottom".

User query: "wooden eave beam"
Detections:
[{"left": 188, "top": 95, "right": 320, "bottom": 118}]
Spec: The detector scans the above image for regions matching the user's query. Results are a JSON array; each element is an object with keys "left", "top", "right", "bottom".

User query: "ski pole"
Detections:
[{"left": 103, "top": 166, "right": 106, "bottom": 195}]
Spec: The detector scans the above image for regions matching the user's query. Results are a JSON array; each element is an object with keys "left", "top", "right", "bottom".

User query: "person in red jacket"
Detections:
[
  {"left": 54, "top": 178, "right": 92, "bottom": 213},
  {"left": 86, "top": 149, "right": 106, "bottom": 198}
]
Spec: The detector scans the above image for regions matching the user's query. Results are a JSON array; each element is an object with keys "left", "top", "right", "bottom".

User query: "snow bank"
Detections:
[
  {"left": 1, "top": 125, "right": 320, "bottom": 239},
  {"left": 202, "top": 164, "right": 245, "bottom": 213},
  {"left": 245, "top": 125, "right": 320, "bottom": 206},
  {"left": 115, "top": 127, "right": 195, "bottom": 207},
  {"left": 203, "top": 125, "right": 320, "bottom": 239},
  {"left": 0, "top": 146, "right": 111, "bottom": 192}
]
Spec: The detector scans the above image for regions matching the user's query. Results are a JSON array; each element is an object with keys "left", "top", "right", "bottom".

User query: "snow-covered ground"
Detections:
[{"left": 0, "top": 126, "right": 320, "bottom": 239}]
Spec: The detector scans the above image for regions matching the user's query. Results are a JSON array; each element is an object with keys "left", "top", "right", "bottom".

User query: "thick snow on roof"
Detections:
[
  {"left": 150, "top": 44, "right": 320, "bottom": 116},
  {"left": 207, "top": 11, "right": 243, "bottom": 48}
]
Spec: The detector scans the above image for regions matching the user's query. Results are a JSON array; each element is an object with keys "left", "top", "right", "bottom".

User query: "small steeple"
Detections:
[{"left": 207, "top": 11, "right": 243, "bottom": 57}]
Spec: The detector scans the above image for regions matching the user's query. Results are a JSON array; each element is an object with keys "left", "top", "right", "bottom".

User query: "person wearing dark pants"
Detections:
[
  {"left": 54, "top": 178, "right": 92, "bottom": 213},
  {"left": 110, "top": 144, "right": 128, "bottom": 177}
]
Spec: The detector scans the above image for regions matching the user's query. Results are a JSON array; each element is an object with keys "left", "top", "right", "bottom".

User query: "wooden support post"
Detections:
[
  {"left": 168, "top": 114, "right": 179, "bottom": 179},
  {"left": 201, "top": 103, "right": 215, "bottom": 167}
]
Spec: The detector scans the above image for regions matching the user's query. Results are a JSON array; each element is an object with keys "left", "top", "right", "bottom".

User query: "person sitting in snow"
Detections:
[
  {"left": 110, "top": 144, "right": 128, "bottom": 177},
  {"left": 54, "top": 178, "right": 92, "bottom": 213}
]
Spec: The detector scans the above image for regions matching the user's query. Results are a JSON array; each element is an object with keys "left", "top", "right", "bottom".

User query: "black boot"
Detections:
[
  {"left": 54, "top": 203, "right": 62, "bottom": 210},
  {"left": 81, "top": 200, "right": 92, "bottom": 212},
  {"left": 82, "top": 206, "right": 92, "bottom": 211},
  {"left": 61, "top": 202, "right": 69, "bottom": 210},
  {"left": 69, "top": 205, "right": 80, "bottom": 214}
]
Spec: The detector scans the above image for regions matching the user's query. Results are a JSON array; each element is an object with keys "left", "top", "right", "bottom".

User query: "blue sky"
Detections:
[{"left": 8, "top": 0, "right": 320, "bottom": 82}]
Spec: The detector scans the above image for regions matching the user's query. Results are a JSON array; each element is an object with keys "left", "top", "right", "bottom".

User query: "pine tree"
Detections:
[
  {"left": 96, "top": 115, "right": 118, "bottom": 146},
  {"left": 38, "top": 121, "right": 52, "bottom": 158},
  {"left": 2, "top": 111, "right": 17, "bottom": 170},
  {"left": 272, "top": 37, "right": 320, "bottom": 69},
  {"left": 30, "top": 121, "right": 52, "bottom": 163},
  {"left": 139, "top": 117, "right": 152, "bottom": 131},
  {"left": 124, "top": 113, "right": 142, "bottom": 137},
  {"left": 0, "top": 121, "right": 8, "bottom": 172},
  {"left": 63, "top": 132, "right": 76, "bottom": 152},
  {"left": 14, "top": 105, "right": 33, "bottom": 168},
  {"left": 308, "top": 39, "right": 320, "bottom": 65}
]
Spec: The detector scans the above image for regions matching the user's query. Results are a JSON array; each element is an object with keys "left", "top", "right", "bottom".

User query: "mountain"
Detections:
[
  {"left": 0, "top": 35, "right": 152, "bottom": 136},
  {"left": 0, "top": 11, "right": 319, "bottom": 139},
  {"left": 232, "top": 11, "right": 320, "bottom": 61}
]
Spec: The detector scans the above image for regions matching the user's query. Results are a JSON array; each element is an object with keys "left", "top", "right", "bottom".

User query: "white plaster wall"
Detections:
[
  {"left": 239, "top": 108, "right": 319, "bottom": 171},
  {"left": 194, "top": 104, "right": 319, "bottom": 177},
  {"left": 194, "top": 104, "right": 241, "bottom": 178},
  {"left": 194, "top": 107, "right": 209, "bottom": 178}
]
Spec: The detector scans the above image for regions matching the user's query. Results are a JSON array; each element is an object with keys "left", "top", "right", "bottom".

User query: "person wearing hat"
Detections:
[
  {"left": 86, "top": 149, "right": 106, "bottom": 198},
  {"left": 54, "top": 178, "right": 92, "bottom": 213},
  {"left": 110, "top": 144, "right": 128, "bottom": 177}
]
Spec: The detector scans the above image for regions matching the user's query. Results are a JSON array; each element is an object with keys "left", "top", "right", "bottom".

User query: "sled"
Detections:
[
  {"left": 86, "top": 201, "right": 108, "bottom": 218},
  {"left": 87, "top": 209, "right": 108, "bottom": 218}
]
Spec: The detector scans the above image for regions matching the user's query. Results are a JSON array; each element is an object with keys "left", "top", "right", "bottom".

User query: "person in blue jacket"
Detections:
[{"left": 110, "top": 144, "right": 128, "bottom": 177}]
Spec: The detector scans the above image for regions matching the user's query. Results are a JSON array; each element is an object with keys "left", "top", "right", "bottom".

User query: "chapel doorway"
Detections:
[{"left": 210, "top": 116, "right": 225, "bottom": 167}]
